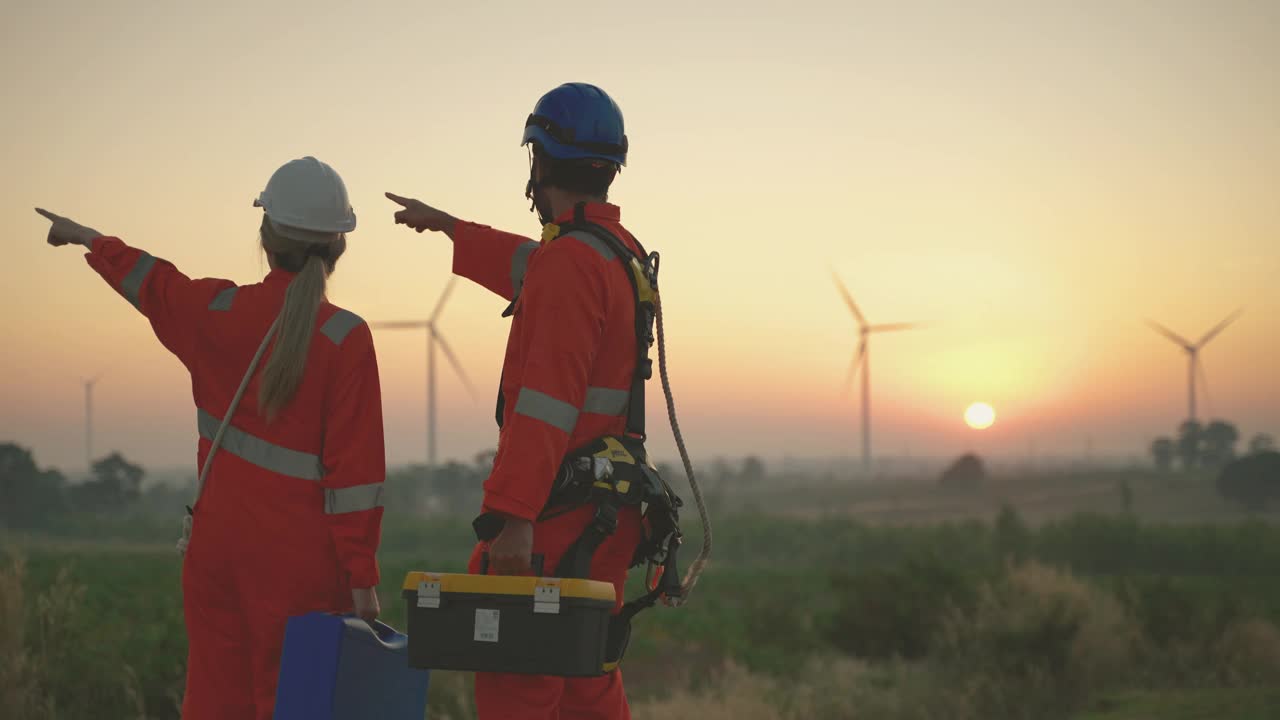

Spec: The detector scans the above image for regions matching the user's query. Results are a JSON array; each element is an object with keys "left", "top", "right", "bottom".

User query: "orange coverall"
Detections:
[
  {"left": 85, "top": 236, "right": 385, "bottom": 720},
  {"left": 453, "top": 202, "right": 645, "bottom": 720}
]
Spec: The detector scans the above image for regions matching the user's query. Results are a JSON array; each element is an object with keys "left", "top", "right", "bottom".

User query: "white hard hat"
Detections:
[{"left": 254, "top": 156, "right": 357, "bottom": 242}]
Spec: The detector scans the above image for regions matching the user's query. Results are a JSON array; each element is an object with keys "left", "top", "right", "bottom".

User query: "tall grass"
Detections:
[
  {"left": 633, "top": 561, "right": 1280, "bottom": 720},
  {"left": 8, "top": 509, "right": 1280, "bottom": 719},
  {"left": 0, "top": 551, "right": 156, "bottom": 720}
]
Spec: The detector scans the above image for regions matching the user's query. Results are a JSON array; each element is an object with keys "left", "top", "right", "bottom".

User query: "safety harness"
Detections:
[{"left": 475, "top": 203, "right": 692, "bottom": 669}]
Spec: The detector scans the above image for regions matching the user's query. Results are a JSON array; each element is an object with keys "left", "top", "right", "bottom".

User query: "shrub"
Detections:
[
  {"left": 1216, "top": 452, "right": 1280, "bottom": 510},
  {"left": 1212, "top": 619, "right": 1280, "bottom": 687},
  {"left": 994, "top": 504, "right": 1032, "bottom": 563},
  {"left": 932, "top": 562, "right": 1140, "bottom": 719},
  {"left": 827, "top": 553, "right": 980, "bottom": 660},
  {"left": 939, "top": 454, "right": 985, "bottom": 491}
]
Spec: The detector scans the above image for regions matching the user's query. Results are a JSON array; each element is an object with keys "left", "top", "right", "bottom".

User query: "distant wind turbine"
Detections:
[
  {"left": 83, "top": 374, "right": 103, "bottom": 470},
  {"left": 1146, "top": 308, "right": 1242, "bottom": 422},
  {"left": 832, "top": 273, "right": 921, "bottom": 472},
  {"left": 371, "top": 277, "right": 477, "bottom": 466}
]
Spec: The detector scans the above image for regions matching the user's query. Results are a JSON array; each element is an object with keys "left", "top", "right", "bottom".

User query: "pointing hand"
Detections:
[
  {"left": 385, "top": 192, "right": 457, "bottom": 236},
  {"left": 35, "top": 208, "right": 103, "bottom": 248}
]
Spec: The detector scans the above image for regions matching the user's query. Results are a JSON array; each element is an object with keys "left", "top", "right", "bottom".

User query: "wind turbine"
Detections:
[
  {"left": 371, "top": 277, "right": 477, "bottom": 467},
  {"left": 832, "top": 274, "right": 920, "bottom": 472},
  {"left": 1146, "top": 309, "right": 1242, "bottom": 422},
  {"left": 83, "top": 373, "right": 103, "bottom": 470}
]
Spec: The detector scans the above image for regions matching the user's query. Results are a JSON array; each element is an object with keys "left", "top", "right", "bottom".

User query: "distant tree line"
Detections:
[
  {"left": 2, "top": 441, "right": 758, "bottom": 534},
  {"left": 0, "top": 443, "right": 157, "bottom": 529},
  {"left": 0, "top": 442, "right": 504, "bottom": 531},
  {"left": 1147, "top": 422, "right": 1279, "bottom": 511},
  {"left": 1149, "top": 420, "right": 1273, "bottom": 473}
]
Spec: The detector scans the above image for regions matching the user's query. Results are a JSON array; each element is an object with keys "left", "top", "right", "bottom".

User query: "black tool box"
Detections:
[{"left": 402, "top": 571, "right": 617, "bottom": 677}]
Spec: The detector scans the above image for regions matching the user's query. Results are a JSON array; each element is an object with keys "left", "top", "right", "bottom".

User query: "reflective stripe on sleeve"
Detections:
[
  {"left": 513, "top": 388, "right": 579, "bottom": 433},
  {"left": 196, "top": 409, "right": 324, "bottom": 481},
  {"left": 325, "top": 483, "right": 385, "bottom": 514},
  {"left": 121, "top": 253, "right": 157, "bottom": 309},
  {"left": 208, "top": 287, "right": 237, "bottom": 311},
  {"left": 511, "top": 241, "right": 539, "bottom": 297}
]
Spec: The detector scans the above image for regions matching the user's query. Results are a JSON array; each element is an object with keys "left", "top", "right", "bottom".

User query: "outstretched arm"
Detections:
[
  {"left": 36, "top": 207, "right": 229, "bottom": 366},
  {"left": 384, "top": 192, "right": 540, "bottom": 302}
]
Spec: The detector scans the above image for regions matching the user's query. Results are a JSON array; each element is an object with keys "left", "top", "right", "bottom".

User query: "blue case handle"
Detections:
[{"left": 339, "top": 614, "right": 408, "bottom": 651}]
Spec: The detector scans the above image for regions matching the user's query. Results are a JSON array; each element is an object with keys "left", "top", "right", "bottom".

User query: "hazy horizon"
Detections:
[{"left": 4, "top": 0, "right": 1277, "bottom": 472}]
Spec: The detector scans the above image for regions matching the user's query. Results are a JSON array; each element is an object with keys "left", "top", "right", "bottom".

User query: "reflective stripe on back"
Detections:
[
  {"left": 321, "top": 309, "right": 364, "bottom": 345},
  {"left": 208, "top": 287, "right": 237, "bottom": 311},
  {"left": 558, "top": 231, "right": 616, "bottom": 262},
  {"left": 511, "top": 241, "right": 538, "bottom": 297},
  {"left": 513, "top": 388, "right": 579, "bottom": 434},
  {"left": 325, "top": 483, "right": 385, "bottom": 514},
  {"left": 196, "top": 408, "right": 324, "bottom": 481},
  {"left": 121, "top": 253, "right": 157, "bottom": 309},
  {"left": 583, "top": 386, "right": 628, "bottom": 416}
]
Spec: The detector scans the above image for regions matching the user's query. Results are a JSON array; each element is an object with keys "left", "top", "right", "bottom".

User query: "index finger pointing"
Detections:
[
  {"left": 34, "top": 208, "right": 60, "bottom": 222},
  {"left": 384, "top": 192, "right": 413, "bottom": 207}
]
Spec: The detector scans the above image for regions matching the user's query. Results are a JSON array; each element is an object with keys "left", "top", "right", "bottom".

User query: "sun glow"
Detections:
[{"left": 965, "top": 402, "right": 996, "bottom": 430}]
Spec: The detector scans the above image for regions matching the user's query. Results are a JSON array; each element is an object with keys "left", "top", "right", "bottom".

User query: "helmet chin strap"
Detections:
[{"left": 526, "top": 163, "right": 555, "bottom": 226}]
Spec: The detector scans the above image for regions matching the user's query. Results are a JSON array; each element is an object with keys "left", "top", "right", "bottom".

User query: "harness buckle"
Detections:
[{"left": 590, "top": 500, "right": 619, "bottom": 536}]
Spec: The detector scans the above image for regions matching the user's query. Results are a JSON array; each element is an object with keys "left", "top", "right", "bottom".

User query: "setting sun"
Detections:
[{"left": 965, "top": 402, "right": 996, "bottom": 430}]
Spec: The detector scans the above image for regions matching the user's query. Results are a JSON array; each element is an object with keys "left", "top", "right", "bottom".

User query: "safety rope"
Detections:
[
  {"left": 176, "top": 313, "right": 282, "bottom": 555},
  {"left": 654, "top": 296, "right": 710, "bottom": 605}
]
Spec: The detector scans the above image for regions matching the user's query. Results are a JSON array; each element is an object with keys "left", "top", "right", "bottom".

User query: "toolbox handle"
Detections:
[
  {"left": 479, "top": 552, "right": 546, "bottom": 577},
  {"left": 339, "top": 614, "right": 408, "bottom": 651}
]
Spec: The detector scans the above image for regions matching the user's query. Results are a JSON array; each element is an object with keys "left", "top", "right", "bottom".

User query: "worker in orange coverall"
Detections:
[
  {"left": 387, "top": 82, "right": 645, "bottom": 719},
  {"left": 35, "top": 156, "right": 385, "bottom": 720}
]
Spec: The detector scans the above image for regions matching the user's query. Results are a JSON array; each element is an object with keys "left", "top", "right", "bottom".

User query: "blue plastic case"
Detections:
[{"left": 273, "top": 612, "right": 430, "bottom": 720}]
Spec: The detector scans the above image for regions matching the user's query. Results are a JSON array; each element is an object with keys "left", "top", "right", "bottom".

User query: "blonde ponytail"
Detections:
[{"left": 257, "top": 217, "right": 347, "bottom": 420}]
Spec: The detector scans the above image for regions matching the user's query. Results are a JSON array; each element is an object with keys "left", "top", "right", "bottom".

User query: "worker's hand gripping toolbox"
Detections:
[
  {"left": 273, "top": 613, "right": 430, "bottom": 720},
  {"left": 402, "top": 568, "right": 617, "bottom": 676}
]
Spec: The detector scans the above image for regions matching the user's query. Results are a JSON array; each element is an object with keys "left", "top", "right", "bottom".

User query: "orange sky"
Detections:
[{"left": 2, "top": 0, "right": 1277, "bottom": 472}]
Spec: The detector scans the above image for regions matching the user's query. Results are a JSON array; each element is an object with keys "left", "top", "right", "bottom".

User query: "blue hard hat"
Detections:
[{"left": 522, "top": 83, "right": 628, "bottom": 166}]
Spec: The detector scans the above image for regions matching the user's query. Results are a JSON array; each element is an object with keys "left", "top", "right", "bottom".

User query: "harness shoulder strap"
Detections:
[
  {"left": 553, "top": 204, "right": 655, "bottom": 440},
  {"left": 494, "top": 205, "right": 656, "bottom": 439}
]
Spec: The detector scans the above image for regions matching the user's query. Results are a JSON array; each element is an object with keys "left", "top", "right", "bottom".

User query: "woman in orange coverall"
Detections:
[{"left": 35, "top": 156, "right": 386, "bottom": 720}]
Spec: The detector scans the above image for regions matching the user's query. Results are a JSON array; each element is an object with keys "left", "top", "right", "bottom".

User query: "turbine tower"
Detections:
[
  {"left": 84, "top": 374, "right": 102, "bottom": 470},
  {"left": 371, "top": 277, "right": 477, "bottom": 466},
  {"left": 1146, "top": 309, "right": 1242, "bottom": 422},
  {"left": 832, "top": 274, "right": 920, "bottom": 472}
]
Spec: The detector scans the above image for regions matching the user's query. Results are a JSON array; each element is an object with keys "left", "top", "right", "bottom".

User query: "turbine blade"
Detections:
[
  {"left": 434, "top": 331, "right": 478, "bottom": 401},
  {"left": 1197, "top": 308, "right": 1243, "bottom": 347},
  {"left": 429, "top": 276, "right": 458, "bottom": 324},
  {"left": 370, "top": 321, "right": 431, "bottom": 330},
  {"left": 831, "top": 272, "right": 867, "bottom": 326},
  {"left": 1145, "top": 320, "right": 1193, "bottom": 349},
  {"left": 868, "top": 322, "right": 921, "bottom": 333},
  {"left": 842, "top": 350, "right": 859, "bottom": 395},
  {"left": 846, "top": 342, "right": 867, "bottom": 390}
]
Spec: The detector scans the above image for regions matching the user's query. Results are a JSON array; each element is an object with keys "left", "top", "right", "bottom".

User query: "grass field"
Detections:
[
  {"left": 1078, "top": 688, "right": 1280, "bottom": 720},
  {"left": 4, "top": 468, "right": 1280, "bottom": 719}
]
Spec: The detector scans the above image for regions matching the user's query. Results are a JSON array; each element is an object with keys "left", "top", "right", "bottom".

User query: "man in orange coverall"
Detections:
[{"left": 387, "top": 82, "right": 645, "bottom": 719}]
